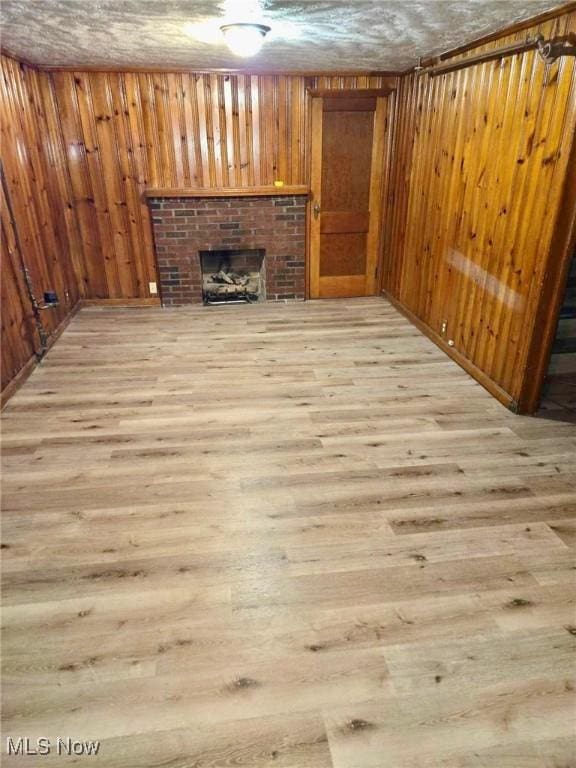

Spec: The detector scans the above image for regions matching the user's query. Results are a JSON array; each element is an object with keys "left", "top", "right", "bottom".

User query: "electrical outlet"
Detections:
[
  {"left": 441, "top": 320, "right": 447, "bottom": 334},
  {"left": 149, "top": 282, "right": 158, "bottom": 295}
]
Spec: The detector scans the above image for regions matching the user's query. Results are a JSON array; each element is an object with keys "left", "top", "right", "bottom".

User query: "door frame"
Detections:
[{"left": 306, "top": 87, "right": 395, "bottom": 299}]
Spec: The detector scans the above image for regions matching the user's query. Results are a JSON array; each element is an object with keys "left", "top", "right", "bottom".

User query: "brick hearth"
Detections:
[{"left": 149, "top": 195, "right": 307, "bottom": 306}]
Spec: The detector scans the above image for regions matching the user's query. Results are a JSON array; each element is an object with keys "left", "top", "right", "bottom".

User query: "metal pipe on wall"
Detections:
[{"left": 421, "top": 35, "right": 576, "bottom": 77}]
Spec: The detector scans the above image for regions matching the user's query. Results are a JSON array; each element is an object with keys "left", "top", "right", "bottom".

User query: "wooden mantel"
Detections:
[{"left": 144, "top": 185, "right": 310, "bottom": 198}]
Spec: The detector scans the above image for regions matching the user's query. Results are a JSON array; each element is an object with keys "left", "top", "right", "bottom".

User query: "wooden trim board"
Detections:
[
  {"left": 518, "top": 125, "right": 576, "bottom": 414},
  {"left": 307, "top": 88, "right": 395, "bottom": 98},
  {"left": 144, "top": 186, "right": 310, "bottom": 198},
  {"left": 80, "top": 298, "right": 162, "bottom": 307}
]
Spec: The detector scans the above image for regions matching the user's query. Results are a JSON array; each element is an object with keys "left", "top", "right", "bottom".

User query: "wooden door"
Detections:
[{"left": 309, "top": 91, "right": 389, "bottom": 298}]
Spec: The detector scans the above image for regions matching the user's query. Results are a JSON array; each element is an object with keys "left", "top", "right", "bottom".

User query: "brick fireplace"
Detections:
[{"left": 148, "top": 193, "right": 307, "bottom": 306}]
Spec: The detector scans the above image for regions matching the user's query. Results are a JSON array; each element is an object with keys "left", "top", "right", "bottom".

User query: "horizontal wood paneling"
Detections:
[
  {"left": 382, "top": 10, "right": 576, "bottom": 411},
  {"left": 49, "top": 71, "right": 397, "bottom": 301},
  {"left": 0, "top": 54, "right": 81, "bottom": 393}
]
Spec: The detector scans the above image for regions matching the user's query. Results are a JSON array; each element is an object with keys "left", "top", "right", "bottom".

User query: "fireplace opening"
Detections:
[{"left": 199, "top": 249, "right": 265, "bottom": 305}]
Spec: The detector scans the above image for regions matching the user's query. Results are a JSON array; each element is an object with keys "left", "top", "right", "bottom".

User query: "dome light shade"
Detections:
[{"left": 220, "top": 23, "right": 271, "bottom": 57}]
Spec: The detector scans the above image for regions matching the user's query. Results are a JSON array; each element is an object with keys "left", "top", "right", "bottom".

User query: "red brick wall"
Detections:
[{"left": 149, "top": 196, "right": 307, "bottom": 306}]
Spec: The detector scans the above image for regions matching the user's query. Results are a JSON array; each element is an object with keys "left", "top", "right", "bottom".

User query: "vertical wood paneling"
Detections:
[
  {"left": 1, "top": 181, "right": 38, "bottom": 389},
  {"left": 4, "top": 9, "right": 574, "bottom": 413},
  {"left": 1, "top": 55, "right": 81, "bottom": 392},
  {"left": 382, "top": 11, "right": 576, "bottom": 409},
  {"left": 52, "top": 71, "right": 107, "bottom": 297},
  {"left": 42, "top": 69, "right": 394, "bottom": 303}
]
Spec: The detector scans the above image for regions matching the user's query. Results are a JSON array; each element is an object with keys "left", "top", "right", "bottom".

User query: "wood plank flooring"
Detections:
[{"left": 1, "top": 297, "right": 575, "bottom": 767}]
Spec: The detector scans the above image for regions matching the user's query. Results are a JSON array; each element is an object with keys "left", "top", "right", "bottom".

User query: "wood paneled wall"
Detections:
[
  {"left": 382, "top": 9, "right": 576, "bottom": 411},
  {"left": 3, "top": 6, "right": 575, "bottom": 410},
  {"left": 1, "top": 55, "right": 81, "bottom": 393},
  {"left": 0, "top": 54, "right": 396, "bottom": 394},
  {"left": 48, "top": 71, "right": 395, "bottom": 300}
]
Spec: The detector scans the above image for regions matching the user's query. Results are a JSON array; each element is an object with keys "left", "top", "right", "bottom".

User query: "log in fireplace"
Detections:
[{"left": 200, "top": 249, "right": 265, "bottom": 304}]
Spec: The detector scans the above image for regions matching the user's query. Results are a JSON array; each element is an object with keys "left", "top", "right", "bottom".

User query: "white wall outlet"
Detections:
[
  {"left": 149, "top": 281, "right": 158, "bottom": 294},
  {"left": 441, "top": 320, "right": 447, "bottom": 334}
]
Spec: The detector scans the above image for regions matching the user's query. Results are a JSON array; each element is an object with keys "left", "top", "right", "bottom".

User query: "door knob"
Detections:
[{"left": 313, "top": 202, "right": 321, "bottom": 220}]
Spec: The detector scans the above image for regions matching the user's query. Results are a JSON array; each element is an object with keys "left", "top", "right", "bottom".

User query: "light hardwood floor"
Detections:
[{"left": 1, "top": 297, "right": 575, "bottom": 767}]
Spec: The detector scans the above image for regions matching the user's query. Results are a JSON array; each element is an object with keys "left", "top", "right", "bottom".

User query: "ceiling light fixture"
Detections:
[{"left": 220, "top": 23, "right": 271, "bottom": 57}]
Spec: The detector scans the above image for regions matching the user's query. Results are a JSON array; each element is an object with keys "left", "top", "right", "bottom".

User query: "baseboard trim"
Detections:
[
  {"left": 1, "top": 301, "right": 82, "bottom": 409},
  {"left": 80, "top": 298, "right": 161, "bottom": 307},
  {"left": 381, "top": 289, "right": 516, "bottom": 412}
]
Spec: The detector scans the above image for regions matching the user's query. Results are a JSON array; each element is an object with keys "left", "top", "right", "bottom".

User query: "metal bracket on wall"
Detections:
[{"left": 536, "top": 35, "right": 576, "bottom": 65}]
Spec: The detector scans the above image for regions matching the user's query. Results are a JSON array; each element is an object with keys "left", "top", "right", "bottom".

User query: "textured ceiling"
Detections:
[{"left": 0, "top": 0, "right": 564, "bottom": 72}]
